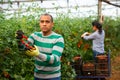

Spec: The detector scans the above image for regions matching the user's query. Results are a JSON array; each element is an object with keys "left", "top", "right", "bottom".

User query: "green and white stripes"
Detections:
[{"left": 28, "top": 31, "right": 64, "bottom": 79}]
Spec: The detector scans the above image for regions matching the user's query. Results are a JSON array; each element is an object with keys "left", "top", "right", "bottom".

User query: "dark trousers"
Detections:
[{"left": 93, "top": 50, "right": 104, "bottom": 61}]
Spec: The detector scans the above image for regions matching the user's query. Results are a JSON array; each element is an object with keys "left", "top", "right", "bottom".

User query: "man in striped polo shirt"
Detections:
[{"left": 26, "top": 13, "right": 64, "bottom": 80}]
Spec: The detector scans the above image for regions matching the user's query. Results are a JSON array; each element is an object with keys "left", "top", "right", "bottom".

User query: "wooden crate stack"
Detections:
[
  {"left": 82, "top": 62, "right": 95, "bottom": 76},
  {"left": 95, "top": 54, "right": 109, "bottom": 76}
]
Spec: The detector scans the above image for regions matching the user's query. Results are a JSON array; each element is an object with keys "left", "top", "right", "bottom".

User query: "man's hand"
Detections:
[
  {"left": 81, "top": 32, "right": 90, "bottom": 38},
  {"left": 26, "top": 45, "right": 39, "bottom": 56}
]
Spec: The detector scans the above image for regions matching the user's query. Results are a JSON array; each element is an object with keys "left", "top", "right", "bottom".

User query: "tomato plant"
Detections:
[{"left": 0, "top": 12, "right": 120, "bottom": 80}]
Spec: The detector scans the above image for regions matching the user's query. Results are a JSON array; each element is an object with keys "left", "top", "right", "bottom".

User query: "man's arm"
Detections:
[{"left": 38, "top": 37, "right": 64, "bottom": 64}]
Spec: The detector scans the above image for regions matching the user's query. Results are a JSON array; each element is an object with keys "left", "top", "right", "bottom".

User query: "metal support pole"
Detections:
[
  {"left": 98, "top": 0, "right": 102, "bottom": 22},
  {"left": 116, "top": 0, "right": 118, "bottom": 17},
  {"left": 67, "top": 0, "right": 70, "bottom": 17}
]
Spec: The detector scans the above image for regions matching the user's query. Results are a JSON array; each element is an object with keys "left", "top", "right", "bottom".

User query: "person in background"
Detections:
[
  {"left": 81, "top": 20, "right": 105, "bottom": 60},
  {"left": 26, "top": 13, "right": 64, "bottom": 80}
]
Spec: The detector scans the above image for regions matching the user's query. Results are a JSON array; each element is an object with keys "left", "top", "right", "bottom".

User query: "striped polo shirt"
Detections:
[{"left": 28, "top": 31, "right": 64, "bottom": 79}]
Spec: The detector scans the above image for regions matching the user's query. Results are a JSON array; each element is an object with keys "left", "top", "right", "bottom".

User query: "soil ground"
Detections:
[{"left": 106, "top": 54, "right": 120, "bottom": 80}]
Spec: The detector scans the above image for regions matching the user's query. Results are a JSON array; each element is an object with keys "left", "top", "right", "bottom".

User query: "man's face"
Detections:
[{"left": 39, "top": 15, "right": 54, "bottom": 33}]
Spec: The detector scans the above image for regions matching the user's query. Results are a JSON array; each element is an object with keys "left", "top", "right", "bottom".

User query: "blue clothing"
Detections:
[
  {"left": 93, "top": 50, "right": 104, "bottom": 60},
  {"left": 34, "top": 77, "right": 61, "bottom": 80},
  {"left": 83, "top": 30, "right": 105, "bottom": 53}
]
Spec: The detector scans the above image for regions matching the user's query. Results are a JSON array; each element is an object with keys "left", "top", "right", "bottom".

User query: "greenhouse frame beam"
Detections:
[
  {"left": 102, "top": 0, "right": 120, "bottom": 8},
  {"left": 0, "top": 0, "right": 56, "bottom": 4},
  {"left": 98, "top": 0, "right": 102, "bottom": 23},
  {"left": 2, "top": 5, "right": 99, "bottom": 11}
]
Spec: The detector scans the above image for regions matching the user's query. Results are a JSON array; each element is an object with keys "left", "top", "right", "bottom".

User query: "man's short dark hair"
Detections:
[{"left": 40, "top": 13, "right": 53, "bottom": 22}]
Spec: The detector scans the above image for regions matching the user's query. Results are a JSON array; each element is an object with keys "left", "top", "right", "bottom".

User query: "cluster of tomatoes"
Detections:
[{"left": 16, "top": 30, "right": 34, "bottom": 51}]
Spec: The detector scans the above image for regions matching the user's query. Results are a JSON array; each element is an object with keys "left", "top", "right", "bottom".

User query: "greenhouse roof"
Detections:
[{"left": 0, "top": 0, "right": 120, "bottom": 18}]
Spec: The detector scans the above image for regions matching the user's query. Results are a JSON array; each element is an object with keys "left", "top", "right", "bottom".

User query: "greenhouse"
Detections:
[{"left": 0, "top": 0, "right": 120, "bottom": 80}]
